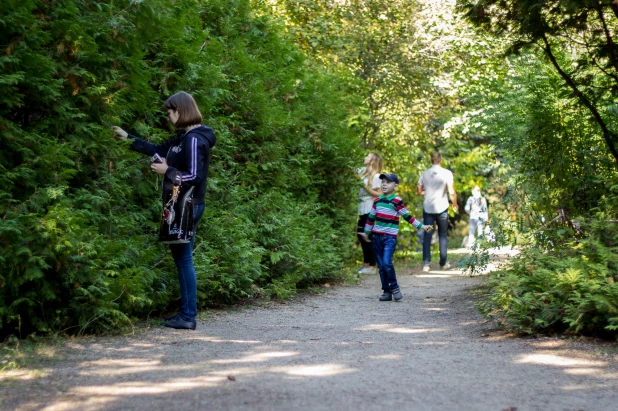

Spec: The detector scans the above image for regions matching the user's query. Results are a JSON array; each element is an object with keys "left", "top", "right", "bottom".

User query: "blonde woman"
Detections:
[{"left": 357, "top": 152, "right": 383, "bottom": 274}]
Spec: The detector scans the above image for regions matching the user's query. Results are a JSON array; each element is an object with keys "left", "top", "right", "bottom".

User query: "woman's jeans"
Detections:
[
  {"left": 372, "top": 234, "right": 398, "bottom": 292},
  {"left": 357, "top": 214, "right": 376, "bottom": 266},
  {"left": 423, "top": 209, "right": 449, "bottom": 267},
  {"left": 169, "top": 203, "right": 205, "bottom": 322}
]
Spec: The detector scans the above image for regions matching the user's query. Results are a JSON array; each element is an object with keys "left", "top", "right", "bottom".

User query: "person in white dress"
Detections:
[{"left": 464, "top": 186, "right": 488, "bottom": 248}]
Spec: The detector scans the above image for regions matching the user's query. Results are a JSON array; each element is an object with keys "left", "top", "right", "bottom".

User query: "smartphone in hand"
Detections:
[{"left": 151, "top": 153, "right": 163, "bottom": 164}]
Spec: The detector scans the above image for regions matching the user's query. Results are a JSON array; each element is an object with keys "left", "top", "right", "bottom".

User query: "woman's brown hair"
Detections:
[{"left": 162, "top": 91, "right": 202, "bottom": 128}]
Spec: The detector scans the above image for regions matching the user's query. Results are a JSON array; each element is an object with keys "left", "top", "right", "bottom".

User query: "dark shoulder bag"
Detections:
[{"left": 158, "top": 173, "right": 195, "bottom": 244}]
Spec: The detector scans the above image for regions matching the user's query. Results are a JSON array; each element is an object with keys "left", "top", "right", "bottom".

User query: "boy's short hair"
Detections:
[
  {"left": 431, "top": 152, "right": 442, "bottom": 164},
  {"left": 162, "top": 91, "right": 203, "bottom": 128}
]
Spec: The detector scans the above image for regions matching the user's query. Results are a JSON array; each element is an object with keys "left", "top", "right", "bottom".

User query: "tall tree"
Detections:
[{"left": 458, "top": 0, "right": 618, "bottom": 163}]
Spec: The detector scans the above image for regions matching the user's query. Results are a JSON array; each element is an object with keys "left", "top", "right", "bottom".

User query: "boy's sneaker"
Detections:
[
  {"left": 360, "top": 266, "right": 376, "bottom": 274},
  {"left": 422, "top": 264, "right": 430, "bottom": 272},
  {"left": 440, "top": 263, "right": 451, "bottom": 270},
  {"left": 392, "top": 288, "right": 403, "bottom": 301},
  {"left": 379, "top": 292, "right": 393, "bottom": 301}
]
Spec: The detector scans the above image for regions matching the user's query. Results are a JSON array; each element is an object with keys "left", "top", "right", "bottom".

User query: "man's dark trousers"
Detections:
[{"left": 423, "top": 209, "right": 448, "bottom": 267}]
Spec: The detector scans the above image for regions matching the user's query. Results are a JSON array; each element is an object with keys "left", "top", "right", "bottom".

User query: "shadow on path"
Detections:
[{"left": 2, "top": 262, "right": 618, "bottom": 411}]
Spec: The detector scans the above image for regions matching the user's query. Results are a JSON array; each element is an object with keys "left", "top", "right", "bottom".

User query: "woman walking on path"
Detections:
[
  {"left": 112, "top": 91, "right": 216, "bottom": 330},
  {"left": 357, "top": 153, "right": 383, "bottom": 274},
  {"left": 464, "top": 186, "right": 488, "bottom": 248}
]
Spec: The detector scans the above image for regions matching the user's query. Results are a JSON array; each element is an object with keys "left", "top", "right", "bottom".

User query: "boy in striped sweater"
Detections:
[{"left": 360, "top": 173, "right": 433, "bottom": 301}]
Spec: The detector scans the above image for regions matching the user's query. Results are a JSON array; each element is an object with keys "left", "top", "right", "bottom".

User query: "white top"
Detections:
[
  {"left": 418, "top": 165, "right": 454, "bottom": 214},
  {"left": 358, "top": 167, "right": 381, "bottom": 215},
  {"left": 465, "top": 195, "right": 488, "bottom": 221}
]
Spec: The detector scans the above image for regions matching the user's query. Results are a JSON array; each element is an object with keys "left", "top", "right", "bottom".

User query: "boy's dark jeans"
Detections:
[
  {"left": 169, "top": 203, "right": 206, "bottom": 322},
  {"left": 423, "top": 209, "right": 449, "bottom": 267},
  {"left": 372, "top": 234, "right": 398, "bottom": 292}
]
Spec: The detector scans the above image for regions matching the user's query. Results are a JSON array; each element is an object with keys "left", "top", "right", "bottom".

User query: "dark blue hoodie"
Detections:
[{"left": 128, "top": 125, "right": 216, "bottom": 204}]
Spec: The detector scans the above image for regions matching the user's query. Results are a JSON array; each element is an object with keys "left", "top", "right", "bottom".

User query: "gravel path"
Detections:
[{"left": 2, "top": 264, "right": 618, "bottom": 411}]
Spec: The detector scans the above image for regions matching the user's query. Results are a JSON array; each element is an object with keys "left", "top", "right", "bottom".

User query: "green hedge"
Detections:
[{"left": 0, "top": 0, "right": 361, "bottom": 336}]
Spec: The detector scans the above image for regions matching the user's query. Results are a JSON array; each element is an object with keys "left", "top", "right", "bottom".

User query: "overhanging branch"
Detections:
[
  {"left": 595, "top": 6, "right": 618, "bottom": 77},
  {"left": 541, "top": 33, "right": 618, "bottom": 163}
]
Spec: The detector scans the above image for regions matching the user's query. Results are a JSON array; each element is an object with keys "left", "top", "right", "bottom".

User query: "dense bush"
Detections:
[
  {"left": 469, "top": 69, "right": 618, "bottom": 336},
  {"left": 478, "top": 202, "right": 618, "bottom": 336},
  {"left": 0, "top": 0, "right": 361, "bottom": 336},
  {"left": 451, "top": 7, "right": 618, "bottom": 336}
]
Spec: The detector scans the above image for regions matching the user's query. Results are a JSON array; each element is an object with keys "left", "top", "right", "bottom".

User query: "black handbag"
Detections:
[{"left": 158, "top": 184, "right": 195, "bottom": 244}]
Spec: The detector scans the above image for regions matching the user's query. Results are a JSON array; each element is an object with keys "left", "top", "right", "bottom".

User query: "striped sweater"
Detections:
[{"left": 364, "top": 194, "right": 423, "bottom": 236}]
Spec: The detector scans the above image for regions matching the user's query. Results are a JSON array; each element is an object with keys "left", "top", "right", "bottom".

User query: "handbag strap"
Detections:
[{"left": 164, "top": 185, "right": 180, "bottom": 208}]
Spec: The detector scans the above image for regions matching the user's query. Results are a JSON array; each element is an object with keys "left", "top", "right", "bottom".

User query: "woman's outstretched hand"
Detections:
[
  {"left": 111, "top": 126, "right": 128, "bottom": 139},
  {"left": 151, "top": 157, "right": 168, "bottom": 175}
]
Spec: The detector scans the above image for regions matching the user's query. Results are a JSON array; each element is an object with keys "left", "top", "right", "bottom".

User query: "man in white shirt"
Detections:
[{"left": 417, "top": 152, "right": 458, "bottom": 271}]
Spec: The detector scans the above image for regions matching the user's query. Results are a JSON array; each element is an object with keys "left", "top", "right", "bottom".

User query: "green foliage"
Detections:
[
  {"left": 458, "top": 0, "right": 618, "bottom": 162},
  {"left": 271, "top": 0, "right": 500, "bottom": 221},
  {"left": 273, "top": 0, "right": 441, "bottom": 148},
  {"left": 454, "top": 41, "right": 616, "bottom": 236},
  {"left": 478, "top": 211, "right": 618, "bottom": 337},
  {"left": 445, "top": 1, "right": 618, "bottom": 338},
  {"left": 0, "top": 0, "right": 360, "bottom": 336}
]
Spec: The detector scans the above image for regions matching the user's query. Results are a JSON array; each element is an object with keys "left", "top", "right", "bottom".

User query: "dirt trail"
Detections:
[{"left": 2, "top": 264, "right": 618, "bottom": 411}]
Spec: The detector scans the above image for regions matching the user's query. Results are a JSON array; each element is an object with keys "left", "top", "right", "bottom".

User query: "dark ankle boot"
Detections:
[{"left": 164, "top": 316, "right": 196, "bottom": 330}]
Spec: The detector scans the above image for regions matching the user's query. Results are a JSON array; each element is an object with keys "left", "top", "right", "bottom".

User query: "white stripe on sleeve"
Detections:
[{"left": 181, "top": 136, "right": 198, "bottom": 182}]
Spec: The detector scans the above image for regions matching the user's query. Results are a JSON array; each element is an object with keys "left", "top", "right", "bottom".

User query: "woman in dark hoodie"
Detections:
[{"left": 112, "top": 91, "right": 216, "bottom": 330}]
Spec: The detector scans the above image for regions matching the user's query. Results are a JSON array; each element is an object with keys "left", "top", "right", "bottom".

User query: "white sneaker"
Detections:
[
  {"left": 440, "top": 263, "right": 451, "bottom": 270},
  {"left": 422, "top": 265, "right": 430, "bottom": 272}
]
